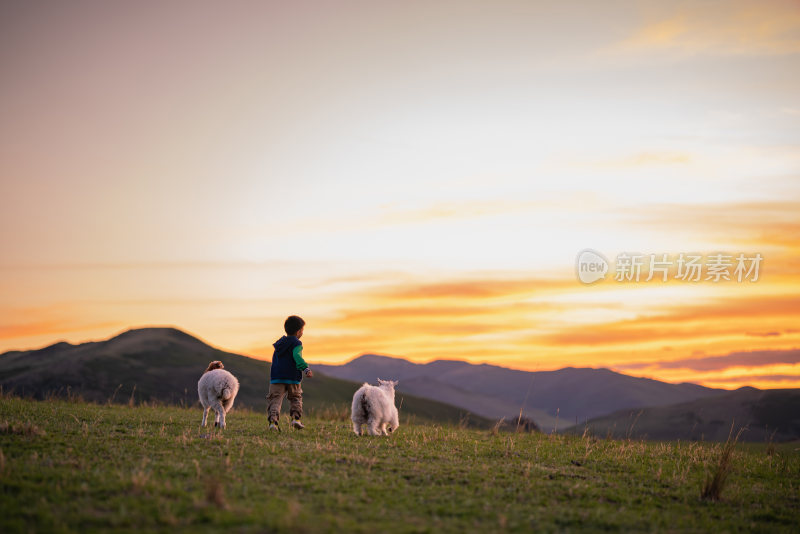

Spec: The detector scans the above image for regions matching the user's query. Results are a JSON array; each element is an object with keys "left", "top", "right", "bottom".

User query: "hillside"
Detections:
[
  {"left": 0, "top": 328, "right": 489, "bottom": 427},
  {"left": 315, "top": 354, "right": 725, "bottom": 429},
  {"left": 1, "top": 396, "right": 798, "bottom": 532},
  {"left": 568, "top": 387, "right": 800, "bottom": 442}
]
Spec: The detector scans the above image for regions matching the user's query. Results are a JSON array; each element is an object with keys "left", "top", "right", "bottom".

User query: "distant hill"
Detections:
[
  {"left": 565, "top": 387, "right": 800, "bottom": 442},
  {"left": 0, "top": 328, "right": 490, "bottom": 427},
  {"left": 315, "top": 354, "right": 726, "bottom": 429}
]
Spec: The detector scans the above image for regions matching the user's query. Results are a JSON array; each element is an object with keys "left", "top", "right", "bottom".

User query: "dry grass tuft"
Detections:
[
  {"left": 701, "top": 423, "right": 745, "bottom": 501},
  {"left": 128, "top": 385, "right": 137, "bottom": 408},
  {"left": 765, "top": 429, "right": 777, "bottom": 457},
  {"left": 286, "top": 498, "right": 301, "bottom": 521},
  {"left": 107, "top": 384, "right": 123, "bottom": 405},
  {"left": 625, "top": 410, "right": 643, "bottom": 441},
  {"left": 131, "top": 467, "right": 151, "bottom": 494},
  {"left": 131, "top": 458, "right": 151, "bottom": 494},
  {"left": 205, "top": 477, "right": 227, "bottom": 508},
  {"left": 459, "top": 412, "right": 471, "bottom": 429},
  {"left": 490, "top": 417, "right": 505, "bottom": 436},
  {"left": 0, "top": 420, "right": 46, "bottom": 437},
  {"left": 514, "top": 415, "right": 539, "bottom": 433}
]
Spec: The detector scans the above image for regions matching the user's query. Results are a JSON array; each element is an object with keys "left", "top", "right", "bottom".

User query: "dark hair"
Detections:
[{"left": 284, "top": 315, "right": 305, "bottom": 335}]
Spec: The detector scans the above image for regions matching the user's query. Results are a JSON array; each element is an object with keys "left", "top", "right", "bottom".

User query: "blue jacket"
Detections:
[{"left": 270, "top": 335, "right": 308, "bottom": 384}]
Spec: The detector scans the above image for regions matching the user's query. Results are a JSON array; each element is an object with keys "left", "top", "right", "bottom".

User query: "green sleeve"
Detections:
[{"left": 292, "top": 345, "right": 308, "bottom": 371}]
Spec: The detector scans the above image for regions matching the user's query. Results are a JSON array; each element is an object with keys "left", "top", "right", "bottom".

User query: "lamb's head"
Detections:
[
  {"left": 204, "top": 360, "right": 224, "bottom": 373},
  {"left": 377, "top": 378, "right": 398, "bottom": 392}
]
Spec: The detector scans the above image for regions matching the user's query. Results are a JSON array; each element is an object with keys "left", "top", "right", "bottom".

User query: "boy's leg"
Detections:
[
  {"left": 287, "top": 383, "right": 303, "bottom": 420},
  {"left": 267, "top": 383, "right": 288, "bottom": 424}
]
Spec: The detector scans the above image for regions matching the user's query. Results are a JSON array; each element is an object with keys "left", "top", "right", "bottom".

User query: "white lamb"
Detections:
[
  {"left": 351, "top": 379, "right": 400, "bottom": 436},
  {"left": 198, "top": 360, "right": 240, "bottom": 429}
]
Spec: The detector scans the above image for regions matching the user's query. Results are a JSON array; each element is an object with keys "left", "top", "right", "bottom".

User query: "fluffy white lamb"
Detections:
[
  {"left": 198, "top": 360, "right": 240, "bottom": 429},
  {"left": 351, "top": 379, "right": 400, "bottom": 436}
]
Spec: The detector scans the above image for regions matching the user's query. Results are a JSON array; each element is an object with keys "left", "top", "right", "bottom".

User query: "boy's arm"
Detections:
[{"left": 292, "top": 345, "right": 310, "bottom": 374}]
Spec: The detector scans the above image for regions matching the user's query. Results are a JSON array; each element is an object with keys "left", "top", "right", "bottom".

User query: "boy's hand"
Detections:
[{"left": 305, "top": 369, "right": 314, "bottom": 378}]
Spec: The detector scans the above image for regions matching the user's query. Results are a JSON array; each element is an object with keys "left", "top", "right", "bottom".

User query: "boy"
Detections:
[{"left": 267, "top": 315, "right": 313, "bottom": 430}]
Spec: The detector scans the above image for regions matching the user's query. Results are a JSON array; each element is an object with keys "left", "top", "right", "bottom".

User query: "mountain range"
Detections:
[
  {"left": 315, "top": 355, "right": 724, "bottom": 430},
  {"left": 571, "top": 386, "right": 800, "bottom": 442}
]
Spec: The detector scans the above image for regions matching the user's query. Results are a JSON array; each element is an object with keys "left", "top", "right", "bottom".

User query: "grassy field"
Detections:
[{"left": 1, "top": 396, "right": 798, "bottom": 533}]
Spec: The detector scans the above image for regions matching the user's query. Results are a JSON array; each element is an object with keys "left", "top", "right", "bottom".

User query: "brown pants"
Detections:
[{"left": 267, "top": 383, "right": 303, "bottom": 423}]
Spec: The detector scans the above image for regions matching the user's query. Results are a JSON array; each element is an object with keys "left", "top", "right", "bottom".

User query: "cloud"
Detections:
[
  {"left": 0, "top": 321, "right": 71, "bottom": 340},
  {"left": 629, "top": 200, "right": 800, "bottom": 250},
  {"left": 746, "top": 331, "right": 781, "bottom": 337},
  {"left": 0, "top": 320, "right": 122, "bottom": 343},
  {"left": 290, "top": 198, "right": 554, "bottom": 236},
  {"left": 248, "top": 330, "right": 391, "bottom": 360},
  {"left": 616, "top": 348, "right": 800, "bottom": 372},
  {"left": 304, "top": 265, "right": 800, "bottom": 367},
  {"left": 699, "top": 373, "right": 800, "bottom": 384},
  {"left": 376, "top": 277, "right": 574, "bottom": 300},
  {"left": 0, "top": 260, "right": 307, "bottom": 271},
  {"left": 538, "top": 294, "right": 800, "bottom": 346},
  {"left": 574, "top": 151, "right": 693, "bottom": 170},
  {"left": 377, "top": 199, "right": 548, "bottom": 226},
  {"left": 329, "top": 305, "right": 490, "bottom": 321},
  {"left": 315, "top": 299, "right": 560, "bottom": 355},
  {"left": 613, "top": 0, "right": 800, "bottom": 57}
]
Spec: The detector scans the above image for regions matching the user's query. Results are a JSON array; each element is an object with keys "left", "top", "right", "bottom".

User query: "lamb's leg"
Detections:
[
  {"left": 201, "top": 406, "right": 209, "bottom": 427},
  {"left": 352, "top": 421, "right": 362, "bottom": 435},
  {"left": 380, "top": 422, "right": 389, "bottom": 436},
  {"left": 211, "top": 401, "right": 226, "bottom": 429},
  {"left": 366, "top": 420, "right": 380, "bottom": 436}
]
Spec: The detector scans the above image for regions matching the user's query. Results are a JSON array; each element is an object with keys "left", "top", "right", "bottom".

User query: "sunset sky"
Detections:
[{"left": 1, "top": 1, "right": 799, "bottom": 390}]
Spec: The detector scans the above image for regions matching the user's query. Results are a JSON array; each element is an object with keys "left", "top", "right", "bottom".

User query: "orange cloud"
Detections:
[
  {"left": 616, "top": 348, "right": 800, "bottom": 372},
  {"left": 0, "top": 320, "right": 122, "bottom": 343},
  {"left": 538, "top": 294, "right": 800, "bottom": 346},
  {"left": 301, "top": 338, "right": 407, "bottom": 364},
  {"left": 0, "top": 321, "right": 73, "bottom": 340},
  {"left": 746, "top": 331, "right": 782, "bottom": 337},
  {"left": 536, "top": 295, "right": 800, "bottom": 356},
  {"left": 331, "top": 305, "right": 489, "bottom": 320},
  {"left": 637, "top": 294, "right": 799, "bottom": 324},
  {"left": 376, "top": 277, "right": 574, "bottom": 300},
  {"left": 573, "top": 151, "right": 693, "bottom": 169},
  {"left": 633, "top": 201, "right": 800, "bottom": 245},
  {"left": 376, "top": 199, "right": 548, "bottom": 226},
  {"left": 615, "top": 0, "right": 800, "bottom": 57},
  {"left": 696, "top": 373, "right": 800, "bottom": 384}
]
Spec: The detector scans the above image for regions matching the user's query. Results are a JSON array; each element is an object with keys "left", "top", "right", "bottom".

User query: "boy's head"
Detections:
[{"left": 284, "top": 315, "right": 305, "bottom": 338}]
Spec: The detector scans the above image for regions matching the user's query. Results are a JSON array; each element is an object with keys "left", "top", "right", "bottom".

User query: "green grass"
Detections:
[{"left": 1, "top": 397, "right": 798, "bottom": 533}]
